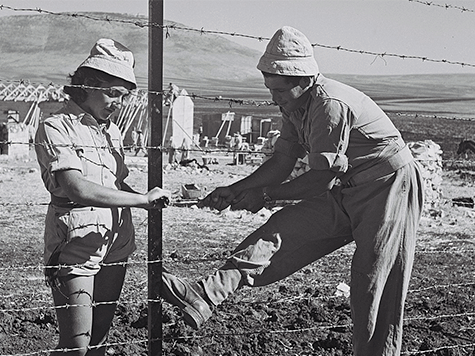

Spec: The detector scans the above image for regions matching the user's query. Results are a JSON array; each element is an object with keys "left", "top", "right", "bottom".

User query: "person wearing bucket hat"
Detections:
[
  {"left": 78, "top": 38, "right": 137, "bottom": 88},
  {"left": 35, "top": 39, "right": 171, "bottom": 356},
  {"left": 162, "top": 26, "right": 423, "bottom": 356}
]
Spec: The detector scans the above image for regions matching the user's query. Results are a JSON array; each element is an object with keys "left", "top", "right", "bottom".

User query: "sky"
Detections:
[{"left": 1, "top": 0, "right": 475, "bottom": 75}]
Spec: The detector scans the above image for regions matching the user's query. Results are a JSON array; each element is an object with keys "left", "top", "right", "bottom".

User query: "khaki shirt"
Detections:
[
  {"left": 274, "top": 74, "right": 405, "bottom": 176},
  {"left": 35, "top": 100, "right": 135, "bottom": 272},
  {"left": 35, "top": 100, "right": 129, "bottom": 198}
]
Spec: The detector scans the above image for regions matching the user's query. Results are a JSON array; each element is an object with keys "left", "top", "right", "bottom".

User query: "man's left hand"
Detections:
[{"left": 231, "top": 187, "right": 266, "bottom": 213}]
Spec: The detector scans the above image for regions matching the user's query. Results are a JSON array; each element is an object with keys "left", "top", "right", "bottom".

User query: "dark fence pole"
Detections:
[{"left": 148, "top": 0, "right": 163, "bottom": 355}]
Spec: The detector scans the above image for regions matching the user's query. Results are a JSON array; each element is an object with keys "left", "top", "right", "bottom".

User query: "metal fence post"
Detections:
[{"left": 148, "top": 0, "right": 163, "bottom": 355}]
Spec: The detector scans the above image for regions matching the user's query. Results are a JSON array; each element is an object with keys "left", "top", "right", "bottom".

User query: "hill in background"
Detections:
[
  {"left": 1, "top": 12, "right": 475, "bottom": 118},
  {"left": 0, "top": 12, "right": 262, "bottom": 88}
]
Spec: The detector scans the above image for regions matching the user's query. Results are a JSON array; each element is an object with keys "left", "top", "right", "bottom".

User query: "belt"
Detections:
[
  {"left": 344, "top": 145, "right": 413, "bottom": 187},
  {"left": 50, "top": 195, "right": 86, "bottom": 209}
]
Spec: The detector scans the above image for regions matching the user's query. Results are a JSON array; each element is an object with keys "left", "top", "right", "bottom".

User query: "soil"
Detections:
[{"left": 0, "top": 149, "right": 474, "bottom": 356}]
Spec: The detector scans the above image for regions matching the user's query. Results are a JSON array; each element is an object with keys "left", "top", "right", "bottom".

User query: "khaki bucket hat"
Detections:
[
  {"left": 257, "top": 26, "right": 319, "bottom": 76},
  {"left": 78, "top": 38, "right": 137, "bottom": 88}
]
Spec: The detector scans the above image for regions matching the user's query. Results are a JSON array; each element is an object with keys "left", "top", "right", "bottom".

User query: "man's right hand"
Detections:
[{"left": 197, "top": 186, "right": 236, "bottom": 211}]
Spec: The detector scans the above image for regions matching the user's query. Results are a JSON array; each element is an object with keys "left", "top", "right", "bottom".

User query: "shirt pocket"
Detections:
[{"left": 77, "top": 146, "right": 102, "bottom": 177}]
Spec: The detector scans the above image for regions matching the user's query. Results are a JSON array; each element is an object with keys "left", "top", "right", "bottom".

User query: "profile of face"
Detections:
[
  {"left": 81, "top": 78, "right": 134, "bottom": 122},
  {"left": 263, "top": 75, "right": 310, "bottom": 113}
]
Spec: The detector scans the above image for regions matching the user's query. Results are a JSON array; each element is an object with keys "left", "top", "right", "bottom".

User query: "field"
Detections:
[{"left": 1, "top": 91, "right": 475, "bottom": 355}]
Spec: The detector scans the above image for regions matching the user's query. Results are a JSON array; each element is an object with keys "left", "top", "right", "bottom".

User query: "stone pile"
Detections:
[{"left": 407, "top": 140, "right": 443, "bottom": 215}]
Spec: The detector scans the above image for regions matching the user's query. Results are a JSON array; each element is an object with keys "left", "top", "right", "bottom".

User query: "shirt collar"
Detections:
[
  {"left": 60, "top": 99, "right": 110, "bottom": 129},
  {"left": 315, "top": 73, "right": 324, "bottom": 85}
]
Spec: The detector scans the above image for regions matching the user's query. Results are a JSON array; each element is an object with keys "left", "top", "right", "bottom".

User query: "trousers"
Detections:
[{"left": 201, "top": 161, "right": 424, "bottom": 356}]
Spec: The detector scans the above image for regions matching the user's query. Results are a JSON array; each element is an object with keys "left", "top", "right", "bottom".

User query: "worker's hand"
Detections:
[
  {"left": 230, "top": 187, "right": 265, "bottom": 213},
  {"left": 145, "top": 187, "right": 172, "bottom": 209},
  {"left": 198, "top": 186, "right": 236, "bottom": 211}
]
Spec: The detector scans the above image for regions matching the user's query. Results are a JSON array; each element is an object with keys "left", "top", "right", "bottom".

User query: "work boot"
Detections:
[{"left": 162, "top": 272, "right": 213, "bottom": 329}]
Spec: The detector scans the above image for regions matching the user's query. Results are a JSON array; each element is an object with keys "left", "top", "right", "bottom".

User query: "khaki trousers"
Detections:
[{"left": 201, "top": 161, "right": 424, "bottom": 356}]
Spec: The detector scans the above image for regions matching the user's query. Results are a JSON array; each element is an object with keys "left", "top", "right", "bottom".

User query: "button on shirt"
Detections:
[
  {"left": 274, "top": 74, "right": 404, "bottom": 176},
  {"left": 35, "top": 100, "right": 129, "bottom": 198}
]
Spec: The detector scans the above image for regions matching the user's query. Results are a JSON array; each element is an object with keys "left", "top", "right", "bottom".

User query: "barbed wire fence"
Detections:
[
  {"left": 409, "top": 0, "right": 475, "bottom": 13},
  {"left": 0, "top": 244, "right": 474, "bottom": 355},
  {"left": 1, "top": 5, "right": 475, "bottom": 69},
  {"left": 0, "top": 2, "right": 474, "bottom": 355}
]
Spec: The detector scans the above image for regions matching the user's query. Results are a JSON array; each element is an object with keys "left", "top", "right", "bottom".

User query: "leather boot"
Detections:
[{"left": 161, "top": 272, "right": 213, "bottom": 329}]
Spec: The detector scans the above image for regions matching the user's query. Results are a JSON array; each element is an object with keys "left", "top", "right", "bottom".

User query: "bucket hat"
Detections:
[
  {"left": 78, "top": 38, "right": 137, "bottom": 88},
  {"left": 257, "top": 26, "right": 319, "bottom": 76}
]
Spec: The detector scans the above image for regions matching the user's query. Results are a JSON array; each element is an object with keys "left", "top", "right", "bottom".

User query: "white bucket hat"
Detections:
[
  {"left": 78, "top": 38, "right": 137, "bottom": 88},
  {"left": 257, "top": 26, "right": 319, "bottom": 76}
]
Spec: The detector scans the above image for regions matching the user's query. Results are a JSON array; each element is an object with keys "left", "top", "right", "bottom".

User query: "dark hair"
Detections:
[
  {"left": 261, "top": 71, "right": 307, "bottom": 86},
  {"left": 63, "top": 67, "right": 119, "bottom": 104}
]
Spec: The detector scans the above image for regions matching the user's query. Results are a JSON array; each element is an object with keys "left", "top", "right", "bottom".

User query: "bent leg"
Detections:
[{"left": 202, "top": 195, "right": 353, "bottom": 306}]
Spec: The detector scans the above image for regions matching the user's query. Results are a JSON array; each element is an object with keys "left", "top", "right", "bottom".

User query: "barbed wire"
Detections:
[
  {"left": 0, "top": 337, "right": 151, "bottom": 356},
  {"left": 1, "top": 5, "right": 475, "bottom": 69},
  {"left": 1, "top": 246, "right": 474, "bottom": 276},
  {"left": 0, "top": 140, "right": 474, "bottom": 161},
  {"left": 405, "top": 311, "right": 475, "bottom": 322},
  {"left": 402, "top": 343, "right": 475, "bottom": 355},
  {"left": 1, "top": 340, "right": 473, "bottom": 356},
  {"left": 408, "top": 282, "right": 475, "bottom": 293},
  {"left": 0, "top": 259, "right": 160, "bottom": 272},
  {"left": 0, "top": 286, "right": 473, "bottom": 333},
  {"left": 409, "top": 0, "right": 475, "bottom": 13},
  {"left": 0, "top": 8, "right": 473, "bottom": 356},
  {"left": 3, "top": 78, "right": 475, "bottom": 121},
  {"left": 0, "top": 308, "right": 473, "bottom": 356},
  {"left": 0, "top": 232, "right": 472, "bottom": 355},
  {"left": 394, "top": 112, "right": 475, "bottom": 122},
  {"left": 0, "top": 80, "right": 278, "bottom": 107},
  {"left": 416, "top": 248, "right": 475, "bottom": 255},
  {"left": 0, "top": 297, "right": 150, "bottom": 314},
  {"left": 0, "top": 280, "right": 473, "bottom": 316}
]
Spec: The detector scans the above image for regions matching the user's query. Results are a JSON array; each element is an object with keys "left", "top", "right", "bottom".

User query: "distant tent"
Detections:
[
  {"left": 115, "top": 89, "right": 149, "bottom": 148},
  {"left": 0, "top": 82, "right": 66, "bottom": 143},
  {"left": 163, "top": 89, "right": 195, "bottom": 149}
]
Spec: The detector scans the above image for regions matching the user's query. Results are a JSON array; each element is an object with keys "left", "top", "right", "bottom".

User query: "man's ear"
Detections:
[
  {"left": 83, "top": 78, "right": 97, "bottom": 92},
  {"left": 298, "top": 76, "right": 314, "bottom": 90}
]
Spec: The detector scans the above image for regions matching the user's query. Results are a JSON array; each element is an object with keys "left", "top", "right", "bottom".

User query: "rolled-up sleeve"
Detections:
[
  {"left": 35, "top": 117, "right": 82, "bottom": 191},
  {"left": 306, "top": 99, "right": 352, "bottom": 174}
]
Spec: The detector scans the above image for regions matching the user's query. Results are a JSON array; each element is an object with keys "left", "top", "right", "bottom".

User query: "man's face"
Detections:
[{"left": 263, "top": 75, "right": 308, "bottom": 113}]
